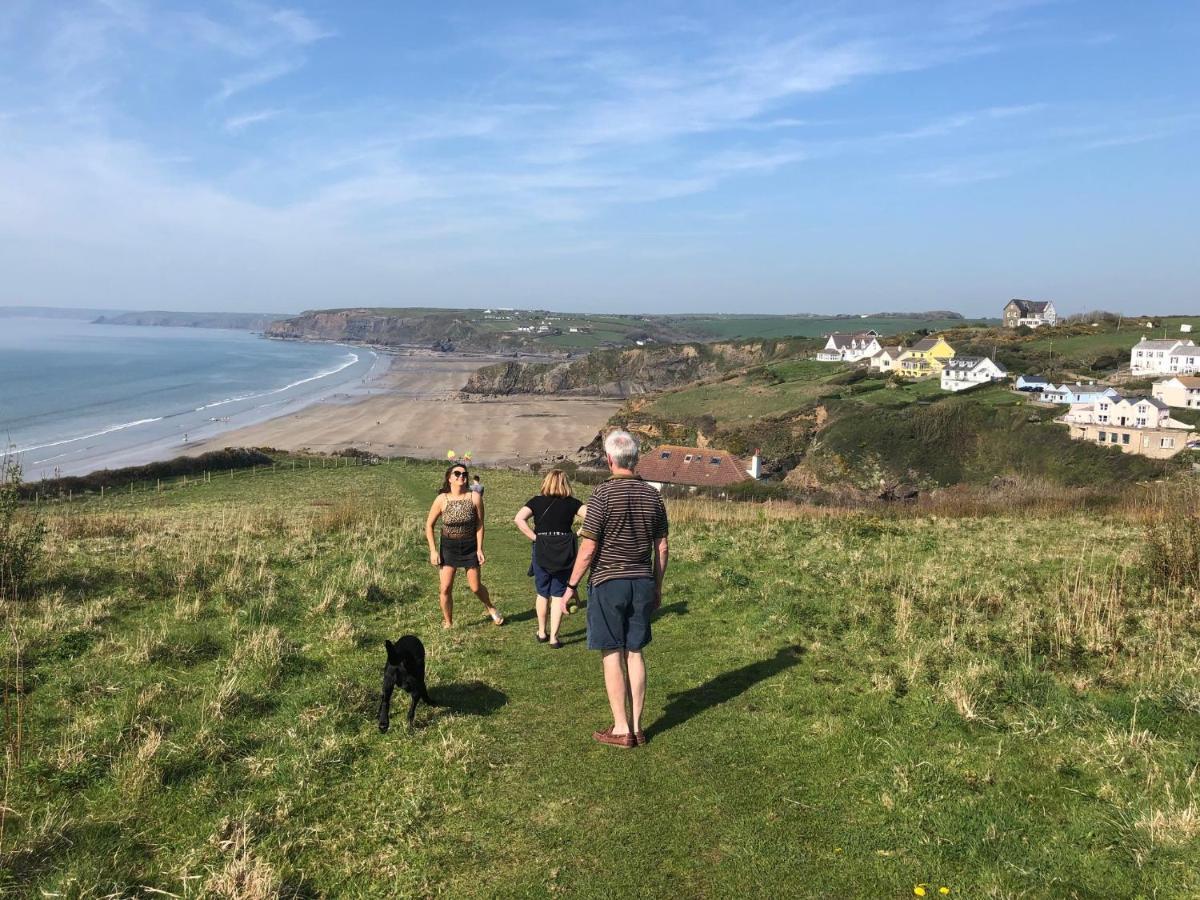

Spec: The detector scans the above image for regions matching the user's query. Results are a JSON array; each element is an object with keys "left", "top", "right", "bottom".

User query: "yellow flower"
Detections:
[
  {"left": 914, "top": 887, "right": 926, "bottom": 897},
  {"left": 940, "top": 889, "right": 950, "bottom": 896},
  {"left": 447, "top": 450, "right": 456, "bottom": 459}
]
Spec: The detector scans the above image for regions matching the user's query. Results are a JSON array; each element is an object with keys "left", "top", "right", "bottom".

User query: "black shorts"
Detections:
[
  {"left": 587, "top": 578, "right": 655, "bottom": 651},
  {"left": 439, "top": 535, "right": 478, "bottom": 569}
]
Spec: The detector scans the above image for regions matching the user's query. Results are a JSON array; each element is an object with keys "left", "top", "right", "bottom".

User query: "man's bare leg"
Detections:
[
  {"left": 625, "top": 650, "right": 646, "bottom": 734},
  {"left": 601, "top": 650, "right": 632, "bottom": 735}
]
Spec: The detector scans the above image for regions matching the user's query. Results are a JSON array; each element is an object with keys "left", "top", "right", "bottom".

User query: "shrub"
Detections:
[{"left": 0, "top": 457, "right": 46, "bottom": 600}]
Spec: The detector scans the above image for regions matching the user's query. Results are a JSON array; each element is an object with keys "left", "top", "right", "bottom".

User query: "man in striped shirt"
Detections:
[{"left": 561, "top": 430, "right": 669, "bottom": 749}]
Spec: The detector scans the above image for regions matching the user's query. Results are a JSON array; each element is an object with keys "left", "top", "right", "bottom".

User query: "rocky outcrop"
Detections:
[{"left": 463, "top": 339, "right": 812, "bottom": 397}]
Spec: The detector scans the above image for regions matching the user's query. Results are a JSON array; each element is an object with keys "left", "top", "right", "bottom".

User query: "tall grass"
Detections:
[{"left": 1144, "top": 481, "right": 1200, "bottom": 591}]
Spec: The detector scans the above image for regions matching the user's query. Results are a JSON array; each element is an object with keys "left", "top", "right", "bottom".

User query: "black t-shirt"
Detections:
[{"left": 525, "top": 495, "right": 583, "bottom": 534}]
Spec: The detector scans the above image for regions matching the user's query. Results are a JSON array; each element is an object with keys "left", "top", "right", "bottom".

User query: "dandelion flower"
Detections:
[
  {"left": 914, "top": 887, "right": 926, "bottom": 897},
  {"left": 447, "top": 450, "right": 456, "bottom": 459},
  {"left": 940, "top": 889, "right": 950, "bottom": 895}
]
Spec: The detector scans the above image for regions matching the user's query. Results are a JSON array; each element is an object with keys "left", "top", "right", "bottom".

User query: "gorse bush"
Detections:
[
  {"left": 1144, "top": 483, "right": 1200, "bottom": 591},
  {"left": 0, "top": 457, "right": 46, "bottom": 600}
]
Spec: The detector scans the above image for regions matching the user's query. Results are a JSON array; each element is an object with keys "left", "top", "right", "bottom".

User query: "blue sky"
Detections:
[{"left": 0, "top": 1, "right": 1197, "bottom": 316}]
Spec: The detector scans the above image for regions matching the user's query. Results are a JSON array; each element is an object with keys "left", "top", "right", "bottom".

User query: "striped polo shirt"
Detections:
[{"left": 579, "top": 474, "right": 669, "bottom": 587}]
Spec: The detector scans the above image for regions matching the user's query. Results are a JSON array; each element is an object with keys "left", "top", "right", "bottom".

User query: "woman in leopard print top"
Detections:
[{"left": 425, "top": 463, "right": 504, "bottom": 629}]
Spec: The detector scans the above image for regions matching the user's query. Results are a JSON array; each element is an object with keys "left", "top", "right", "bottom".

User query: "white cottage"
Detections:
[
  {"left": 868, "top": 346, "right": 904, "bottom": 372},
  {"left": 1131, "top": 338, "right": 1197, "bottom": 375},
  {"left": 816, "top": 332, "right": 882, "bottom": 362},
  {"left": 940, "top": 356, "right": 1008, "bottom": 392}
]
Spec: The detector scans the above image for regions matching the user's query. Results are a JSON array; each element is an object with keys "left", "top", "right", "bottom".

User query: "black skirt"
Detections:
[{"left": 439, "top": 535, "right": 479, "bottom": 569}]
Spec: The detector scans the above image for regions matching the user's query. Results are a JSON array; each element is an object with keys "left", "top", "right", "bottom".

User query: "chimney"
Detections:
[{"left": 747, "top": 450, "right": 762, "bottom": 480}]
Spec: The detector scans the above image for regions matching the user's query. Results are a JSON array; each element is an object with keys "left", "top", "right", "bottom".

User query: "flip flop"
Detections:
[{"left": 536, "top": 633, "right": 550, "bottom": 643}]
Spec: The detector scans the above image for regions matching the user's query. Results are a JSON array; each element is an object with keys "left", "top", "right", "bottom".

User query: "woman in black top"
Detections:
[{"left": 514, "top": 469, "right": 586, "bottom": 648}]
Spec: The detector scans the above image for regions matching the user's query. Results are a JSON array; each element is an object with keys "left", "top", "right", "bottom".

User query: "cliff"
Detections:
[
  {"left": 266, "top": 308, "right": 491, "bottom": 350},
  {"left": 462, "top": 339, "right": 813, "bottom": 397}
]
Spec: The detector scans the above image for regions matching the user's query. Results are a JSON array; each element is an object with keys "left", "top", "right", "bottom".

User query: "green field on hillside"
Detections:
[
  {"left": 4, "top": 462, "right": 1199, "bottom": 897},
  {"left": 641, "top": 363, "right": 849, "bottom": 421},
  {"left": 661, "top": 315, "right": 985, "bottom": 341}
]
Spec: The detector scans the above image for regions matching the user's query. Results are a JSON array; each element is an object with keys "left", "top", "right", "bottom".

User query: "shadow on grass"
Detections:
[
  {"left": 431, "top": 680, "right": 508, "bottom": 717},
  {"left": 651, "top": 644, "right": 805, "bottom": 738},
  {"left": 654, "top": 600, "right": 688, "bottom": 618}
]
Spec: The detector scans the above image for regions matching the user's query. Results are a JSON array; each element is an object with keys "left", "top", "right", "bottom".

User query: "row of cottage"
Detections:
[
  {"left": 817, "top": 332, "right": 1007, "bottom": 392},
  {"left": 818, "top": 331, "right": 1199, "bottom": 458}
]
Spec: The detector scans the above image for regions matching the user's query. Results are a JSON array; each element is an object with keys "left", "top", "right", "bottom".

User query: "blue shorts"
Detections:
[
  {"left": 531, "top": 548, "right": 570, "bottom": 598},
  {"left": 587, "top": 578, "right": 655, "bottom": 652}
]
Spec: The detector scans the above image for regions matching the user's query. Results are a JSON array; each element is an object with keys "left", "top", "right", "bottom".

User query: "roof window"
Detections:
[
  {"left": 660, "top": 451, "right": 670, "bottom": 459},
  {"left": 710, "top": 457, "right": 721, "bottom": 465}
]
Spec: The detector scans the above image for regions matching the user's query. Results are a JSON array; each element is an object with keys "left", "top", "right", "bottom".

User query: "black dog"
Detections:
[{"left": 378, "top": 635, "right": 433, "bottom": 732}]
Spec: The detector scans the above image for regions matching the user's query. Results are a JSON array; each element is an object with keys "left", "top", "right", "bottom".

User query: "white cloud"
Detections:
[
  {"left": 223, "top": 107, "right": 284, "bottom": 132},
  {"left": 215, "top": 60, "right": 299, "bottom": 102}
]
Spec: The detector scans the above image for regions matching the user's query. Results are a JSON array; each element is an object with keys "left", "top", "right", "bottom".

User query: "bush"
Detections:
[{"left": 0, "top": 458, "right": 46, "bottom": 600}]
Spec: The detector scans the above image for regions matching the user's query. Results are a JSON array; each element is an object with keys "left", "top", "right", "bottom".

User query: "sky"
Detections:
[{"left": 0, "top": 1, "right": 1197, "bottom": 317}]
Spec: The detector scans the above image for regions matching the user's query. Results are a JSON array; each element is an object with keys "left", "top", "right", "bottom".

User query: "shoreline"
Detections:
[
  {"left": 7, "top": 322, "right": 382, "bottom": 481},
  {"left": 187, "top": 351, "right": 620, "bottom": 467}
]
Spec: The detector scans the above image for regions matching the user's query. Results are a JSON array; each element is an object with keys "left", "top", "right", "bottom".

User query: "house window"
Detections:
[
  {"left": 1161, "top": 438, "right": 1175, "bottom": 449},
  {"left": 1099, "top": 415, "right": 1108, "bottom": 423},
  {"left": 1111, "top": 433, "right": 1119, "bottom": 443},
  {"left": 1122, "top": 434, "right": 1130, "bottom": 445},
  {"left": 710, "top": 457, "right": 721, "bottom": 465},
  {"left": 1098, "top": 431, "right": 1107, "bottom": 441},
  {"left": 1137, "top": 418, "right": 1146, "bottom": 427},
  {"left": 684, "top": 454, "right": 693, "bottom": 462},
  {"left": 660, "top": 451, "right": 671, "bottom": 459}
]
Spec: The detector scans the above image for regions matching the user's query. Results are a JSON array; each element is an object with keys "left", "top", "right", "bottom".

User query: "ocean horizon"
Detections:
[{"left": 0, "top": 317, "right": 382, "bottom": 480}]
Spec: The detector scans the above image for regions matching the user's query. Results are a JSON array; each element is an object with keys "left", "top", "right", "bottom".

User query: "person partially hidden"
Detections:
[{"left": 378, "top": 635, "right": 434, "bottom": 732}]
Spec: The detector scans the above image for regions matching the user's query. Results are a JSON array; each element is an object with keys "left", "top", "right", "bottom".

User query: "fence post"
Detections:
[
  {"left": 100, "top": 485, "right": 104, "bottom": 500},
  {"left": 157, "top": 479, "right": 161, "bottom": 493}
]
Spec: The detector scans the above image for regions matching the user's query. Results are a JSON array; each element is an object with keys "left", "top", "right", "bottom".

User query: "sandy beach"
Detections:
[{"left": 188, "top": 351, "right": 620, "bottom": 466}]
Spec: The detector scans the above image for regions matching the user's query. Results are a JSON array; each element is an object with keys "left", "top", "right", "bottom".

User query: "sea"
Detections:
[{"left": 0, "top": 316, "right": 384, "bottom": 480}]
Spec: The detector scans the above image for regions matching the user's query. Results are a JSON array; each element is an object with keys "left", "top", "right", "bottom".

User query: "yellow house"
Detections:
[{"left": 897, "top": 336, "right": 955, "bottom": 379}]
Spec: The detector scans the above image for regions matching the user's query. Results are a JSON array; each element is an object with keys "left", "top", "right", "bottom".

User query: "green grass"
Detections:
[
  {"left": 4, "top": 462, "right": 1200, "bottom": 897},
  {"left": 666, "top": 315, "right": 986, "bottom": 341}
]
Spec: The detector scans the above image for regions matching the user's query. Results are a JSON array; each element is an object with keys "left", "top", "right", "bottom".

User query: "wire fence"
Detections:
[{"left": 26, "top": 454, "right": 405, "bottom": 508}]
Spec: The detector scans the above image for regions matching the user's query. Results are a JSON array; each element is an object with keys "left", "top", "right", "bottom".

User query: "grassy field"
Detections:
[
  {"left": 663, "top": 315, "right": 988, "bottom": 341},
  {"left": 3, "top": 461, "right": 1200, "bottom": 897},
  {"left": 639, "top": 361, "right": 849, "bottom": 421}
]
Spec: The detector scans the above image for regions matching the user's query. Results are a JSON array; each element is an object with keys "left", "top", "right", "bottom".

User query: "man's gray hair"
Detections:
[{"left": 604, "top": 430, "right": 639, "bottom": 469}]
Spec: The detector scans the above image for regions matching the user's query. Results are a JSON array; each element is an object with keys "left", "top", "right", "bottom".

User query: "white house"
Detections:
[
  {"left": 1131, "top": 338, "right": 1197, "bottom": 375},
  {"left": 816, "top": 332, "right": 882, "bottom": 362},
  {"left": 1015, "top": 374, "right": 1048, "bottom": 392},
  {"left": 940, "top": 356, "right": 1008, "bottom": 392},
  {"left": 868, "top": 346, "right": 904, "bottom": 372},
  {"left": 1041, "top": 383, "right": 1120, "bottom": 405},
  {"left": 1153, "top": 376, "right": 1200, "bottom": 409},
  {"left": 1066, "top": 394, "right": 1184, "bottom": 429}
]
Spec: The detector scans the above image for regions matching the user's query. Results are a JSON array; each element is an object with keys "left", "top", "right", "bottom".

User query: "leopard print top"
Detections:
[{"left": 441, "top": 496, "right": 478, "bottom": 539}]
